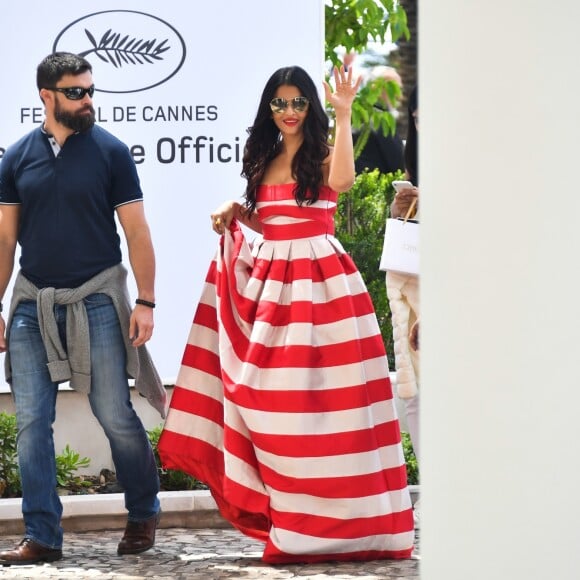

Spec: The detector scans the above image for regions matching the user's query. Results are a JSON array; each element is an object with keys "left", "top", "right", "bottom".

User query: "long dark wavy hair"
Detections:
[
  {"left": 241, "top": 66, "right": 330, "bottom": 213},
  {"left": 404, "top": 86, "right": 418, "bottom": 185}
]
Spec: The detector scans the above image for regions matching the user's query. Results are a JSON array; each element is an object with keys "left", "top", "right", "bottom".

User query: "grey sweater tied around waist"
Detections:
[{"left": 4, "top": 264, "right": 167, "bottom": 418}]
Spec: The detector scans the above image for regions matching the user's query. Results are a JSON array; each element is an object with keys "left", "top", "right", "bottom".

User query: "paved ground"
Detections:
[{"left": 0, "top": 527, "right": 420, "bottom": 579}]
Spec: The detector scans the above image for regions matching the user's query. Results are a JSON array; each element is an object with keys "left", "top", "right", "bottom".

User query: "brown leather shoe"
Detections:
[
  {"left": 117, "top": 512, "right": 160, "bottom": 555},
  {"left": 0, "top": 538, "right": 62, "bottom": 566}
]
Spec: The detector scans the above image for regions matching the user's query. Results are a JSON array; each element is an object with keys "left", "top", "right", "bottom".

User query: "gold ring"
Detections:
[{"left": 214, "top": 217, "right": 222, "bottom": 226}]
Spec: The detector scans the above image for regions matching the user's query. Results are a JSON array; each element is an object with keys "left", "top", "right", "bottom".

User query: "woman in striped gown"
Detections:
[{"left": 158, "top": 64, "right": 414, "bottom": 563}]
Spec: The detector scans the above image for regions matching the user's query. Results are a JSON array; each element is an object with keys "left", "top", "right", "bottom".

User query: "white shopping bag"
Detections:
[{"left": 379, "top": 217, "right": 419, "bottom": 275}]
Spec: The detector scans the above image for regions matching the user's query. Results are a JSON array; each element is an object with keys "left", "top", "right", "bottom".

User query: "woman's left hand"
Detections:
[
  {"left": 323, "top": 64, "right": 362, "bottom": 113},
  {"left": 211, "top": 201, "right": 238, "bottom": 234}
]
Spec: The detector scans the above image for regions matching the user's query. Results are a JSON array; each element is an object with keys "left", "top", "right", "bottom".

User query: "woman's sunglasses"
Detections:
[
  {"left": 269, "top": 96, "right": 309, "bottom": 114},
  {"left": 45, "top": 85, "right": 95, "bottom": 100}
]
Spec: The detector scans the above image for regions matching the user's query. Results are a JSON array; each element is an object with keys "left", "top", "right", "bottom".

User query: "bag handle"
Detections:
[{"left": 403, "top": 198, "right": 418, "bottom": 223}]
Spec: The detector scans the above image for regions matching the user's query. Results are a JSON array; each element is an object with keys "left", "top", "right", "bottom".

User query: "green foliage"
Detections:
[
  {"left": 147, "top": 425, "right": 206, "bottom": 491},
  {"left": 325, "top": 0, "right": 409, "bottom": 142},
  {"left": 401, "top": 431, "right": 420, "bottom": 484},
  {"left": 0, "top": 413, "right": 93, "bottom": 497},
  {"left": 55, "top": 444, "right": 91, "bottom": 490},
  {"left": 0, "top": 411, "right": 20, "bottom": 497},
  {"left": 0, "top": 415, "right": 206, "bottom": 496},
  {"left": 325, "top": 0, "right": 409, "bottom": 65},
  {"left": 335, "top": 168, "right": 404, "bottom": 368},
  {"left": 351, "top": 76, "right": 400, "bottom": 140}
]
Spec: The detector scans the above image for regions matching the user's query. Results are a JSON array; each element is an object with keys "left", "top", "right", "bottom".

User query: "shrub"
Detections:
[
  {"left": 0, "top": 412, "right": 94, "bottom": 497},
  {"left": 0, "top": 412, "right": 207, "bottom": 496},
  {"left": 0, "top": 411, "right": 20, "bottom": 497},
  {"left": 55, "top": 444, "right": 92, "bottom": 491},
  {"left": 147, "top": 425, "right": 206, "bottom": 491},
  {"left": 335, "top": 168, "right": 404, "bottom": 368},
  {"left": 402, "top": 431, "right": 420, "bottom": 485}
]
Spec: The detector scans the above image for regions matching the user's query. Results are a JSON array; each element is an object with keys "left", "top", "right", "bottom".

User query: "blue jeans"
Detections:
[{"left": 9, "top": 294, "right": 160, "bottom": 549}]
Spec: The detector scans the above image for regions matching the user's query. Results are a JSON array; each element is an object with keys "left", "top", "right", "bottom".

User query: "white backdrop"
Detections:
[
  {"left": 0, "top": 1, "right": 325, "bottom": 384},
  {"left": 420, "top": 0, "right": 580, "bottom": 578}
]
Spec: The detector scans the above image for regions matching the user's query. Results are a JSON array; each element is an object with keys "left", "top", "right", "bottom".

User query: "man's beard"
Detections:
[{"left": 54, "top": 101, "right": 96, "bottom": 132}]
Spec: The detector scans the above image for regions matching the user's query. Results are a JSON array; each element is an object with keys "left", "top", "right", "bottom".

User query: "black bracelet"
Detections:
[
  {"left": 0, "top": 302, "right": 3, "bottom": 313},
  {"left": 135, "top": 299, "right": 156, "bottom": 309}
]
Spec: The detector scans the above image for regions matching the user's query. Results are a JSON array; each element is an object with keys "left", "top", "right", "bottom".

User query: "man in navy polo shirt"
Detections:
[{"left": 0, "top": 52, "right": 165, "bottom": 565}]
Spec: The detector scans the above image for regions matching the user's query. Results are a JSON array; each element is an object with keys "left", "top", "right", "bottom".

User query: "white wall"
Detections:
[
  {"left": 421, "top": 1, "right": 580, "bottom": 578},
  {"left": 0, "top": 0, "right": 325, "bottom": 385},
  {"left": 0, "top": 388, "right": 166, "bottom": 475}
]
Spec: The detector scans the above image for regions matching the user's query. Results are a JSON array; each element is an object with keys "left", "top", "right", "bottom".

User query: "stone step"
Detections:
[
  {"left": 0, "top": 490, "right": 228, "bottom": 536},
  {"left": 0, "top": 485, "right": 420, "bottom": 536}
]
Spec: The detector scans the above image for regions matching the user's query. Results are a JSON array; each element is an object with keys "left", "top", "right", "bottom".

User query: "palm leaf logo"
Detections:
[{"left": 79, "top": 28, "right": 170, "bottom": 67}]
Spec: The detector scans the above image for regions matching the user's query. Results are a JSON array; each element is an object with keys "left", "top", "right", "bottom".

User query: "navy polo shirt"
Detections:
[{"left": 0, "top": 125, "right": 143, "bottom": 288}]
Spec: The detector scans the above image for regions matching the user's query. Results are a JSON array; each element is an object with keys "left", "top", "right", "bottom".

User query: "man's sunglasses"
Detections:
[
  {"left": 45, "top": 85, "right": 95, "bottom": 100},
  {"left": 269, "top": 96, "right": 309, "bottom": 114}
]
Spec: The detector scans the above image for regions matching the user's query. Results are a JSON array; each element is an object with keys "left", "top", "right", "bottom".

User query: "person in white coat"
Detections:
[{"left": 386, "top": 86, "right": 420, "bottom": 525}]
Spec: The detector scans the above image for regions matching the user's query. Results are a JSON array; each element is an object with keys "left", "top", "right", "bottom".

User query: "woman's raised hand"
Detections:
[{"left": 323, "top": 64, "right": 362, "bottom": 113}]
